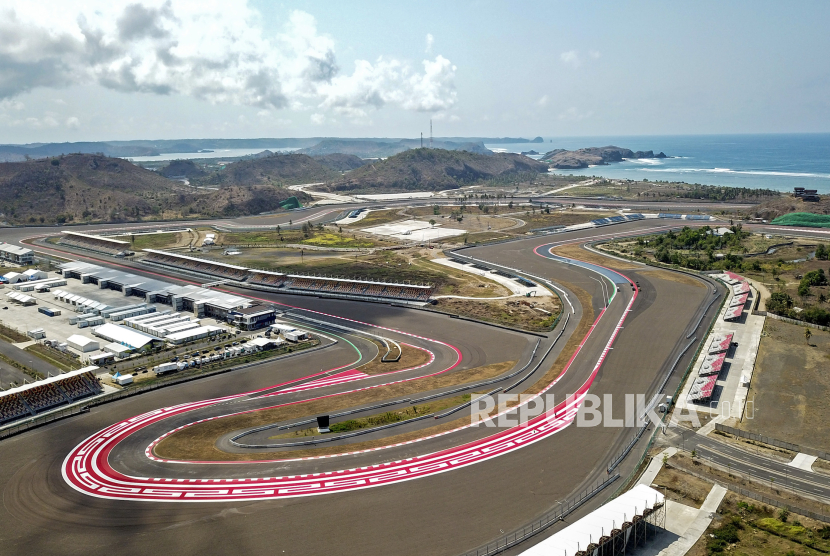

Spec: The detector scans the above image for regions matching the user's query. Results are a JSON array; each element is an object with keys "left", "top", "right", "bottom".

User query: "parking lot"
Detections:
[{"left": 0, "top": 273, "right": 223, "bottom": 364}]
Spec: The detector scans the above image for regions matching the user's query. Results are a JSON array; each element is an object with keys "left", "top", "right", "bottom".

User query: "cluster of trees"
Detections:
[
  {"left": 767, "top": 290, "right": 830, "bottom": 326},
  {"left": 816, "top": 244, "right": 829, "bottom": 260},
  {"left": 675, "top": 185, "right": 780, "bottom": 202},
  {"left": 797, "top": 268, "right": 828, "bottom": 297},
  {"left": 638, "top": 226, "right": 752, "bottom": 271}
]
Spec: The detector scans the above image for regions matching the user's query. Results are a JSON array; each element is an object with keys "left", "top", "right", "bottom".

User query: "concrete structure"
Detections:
[
  {"left": 0, "top": 242, "right": 34, "bottom": 265},
  {"left": 228, "top": 305, "right": 276, "bottom": 330}
]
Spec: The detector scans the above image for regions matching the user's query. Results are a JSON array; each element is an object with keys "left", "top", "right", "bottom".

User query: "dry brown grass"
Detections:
[
  {"left": 551, "top": 242, "right": 641, "bottom": 270},
  {"left": 653, "top": 462, "right": 714, "bottom": 508},
  {"left": 358, "top": 341, "right": 433, "bottom": 375},
  {"left": 154, "top": 360, "right": 516, "bottom": 461},
  {"left": 739, "top": 319, "right": 830, "bottom": 453},
  {"left": 637, "top": 268, "right": 706, "bottom": 288}
]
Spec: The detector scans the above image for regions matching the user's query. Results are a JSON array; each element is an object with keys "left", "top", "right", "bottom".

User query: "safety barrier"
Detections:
[{"left": 458, "top": 473, "right": 620, "bottom": 556}]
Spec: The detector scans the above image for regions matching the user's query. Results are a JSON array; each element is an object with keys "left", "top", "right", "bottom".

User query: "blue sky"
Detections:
[{"left": 0, "top": 0, "right": 828, "bottom": 142}]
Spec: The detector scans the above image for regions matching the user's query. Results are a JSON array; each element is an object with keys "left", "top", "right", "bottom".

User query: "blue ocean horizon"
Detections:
[{"left": 484, "top": 133, "right": 830, "bottom": 194}]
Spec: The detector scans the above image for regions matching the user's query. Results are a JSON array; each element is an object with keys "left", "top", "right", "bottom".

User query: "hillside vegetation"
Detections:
[
  {"left": 542, "top": 145, "right": 666, "bottom": 169},
  {"left": 749, "top": 195, "right": 830, "bottom": 221},
  {"left": 0, "top": 154, "right": 310, "bottom": 224},
  {"left": 193, "top": 153, "right": 340, "bottom": 187},
  {"left": 324, "top": 148, "right": 549, "bottom": 192},
  {"left": 297, "top": 139, "right": 491, "bottom": 158}
]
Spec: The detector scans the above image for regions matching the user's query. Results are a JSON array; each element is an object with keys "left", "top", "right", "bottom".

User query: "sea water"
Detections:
[{"left": 485, "top": 133, "right": 830, "bottom": 193}]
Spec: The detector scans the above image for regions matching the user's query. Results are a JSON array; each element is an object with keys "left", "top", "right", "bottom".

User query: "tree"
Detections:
[
  {"left": 805, "top": 327, "right": 812, "bottom": 344},
  {"left": 429, "top": 219, "right": 436, "bottom": 228}
]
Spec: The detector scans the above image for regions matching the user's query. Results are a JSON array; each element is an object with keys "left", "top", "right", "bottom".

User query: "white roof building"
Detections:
[
  {"left": 66, "top": 334, "right": 100, "bottom": 353},
  {"left": 92, "top": 323, "right": 161, "bottom": 350}
]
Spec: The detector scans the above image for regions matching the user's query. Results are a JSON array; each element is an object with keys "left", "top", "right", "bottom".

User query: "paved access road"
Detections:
[{"left": 0, "top": 218, "right": 723, "bottom": 556}]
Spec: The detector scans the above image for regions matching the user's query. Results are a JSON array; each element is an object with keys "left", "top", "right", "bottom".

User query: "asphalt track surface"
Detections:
[{"left": 0, "top": 216, "right": 792, "bottom": 556}]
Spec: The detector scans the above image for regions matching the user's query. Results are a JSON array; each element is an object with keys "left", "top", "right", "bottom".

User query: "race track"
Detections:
[{"left": 0, "top": 218, "right": 726, "bottom": 555}]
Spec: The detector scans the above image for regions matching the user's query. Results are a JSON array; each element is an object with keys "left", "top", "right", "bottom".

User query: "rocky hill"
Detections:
[
  {"left": 298, "top": 139, "right": 491, "bottom": 158},
  {"left": 324, "top": 148, "right": 549, "bottom": 192},
  {"left": 0, "top": 154, "right": 309, "bottom": 225},
  {"left": 193, "top": 153, "right": 340, "bottom": 187},
  {"left": 159, "top": 159, "right": 205, "bottom": 178},
  {"left": 747, "top": 195, "right": 830, "bottom": 221},
  {"left": 542, "top": 146, "right": 667, "bottom": 169},
  {"left": 313, "top": 153, "right": 369, "bottom": 171}
]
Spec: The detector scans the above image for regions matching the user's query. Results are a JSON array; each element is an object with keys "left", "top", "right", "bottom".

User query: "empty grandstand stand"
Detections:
[
  {"left": 724, "top": 305, "right": 743, "bottom": 321},
  {"left": 0, "top": 367, "right": 101, "bottom": 424},
  {"left": 708, "top": 332, "right": 734, "bottom": 354},
  {"left": 699, "top": 352, "right": 726, "bottom": 376},
  {"left": 730, "top": 292, "right": 749, "bottom": 307},
  {"left": 59, "top": 231, "right": 134, "bottom": 257},
  {"left": 247, "top": 271, "right": 286, "bottom": 287},
  {"left": 688, "top": 374, "right": 718, "bottom": 404},
  {"left": 142, "top": 250, "right": 249, "bottom": 281}
]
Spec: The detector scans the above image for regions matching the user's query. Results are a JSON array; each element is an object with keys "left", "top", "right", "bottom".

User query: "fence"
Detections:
[
  {"left": 766, "top": 312, "right": 830, "bottom": 332},
  {"left": 671, "top": 460, "right": 830, "bottom": 524},
  {"left": 714, "top": 423, "right": 830, "bottom": 461},
  {"left": 459, "top": 474, "right": 620, "bottom": 556}
]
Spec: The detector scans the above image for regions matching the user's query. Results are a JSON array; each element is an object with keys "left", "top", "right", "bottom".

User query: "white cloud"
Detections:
[
  {"left": 560, "top": 50, "right": 581, "bottom": 67},
  {"left": 65, "top": 115, "right": 80, "bottom": 128},
  {"left": 0, "top": 99, "right": 24, "bottom": 111},
  {"left": 589, "top": 50, "right": 601, "bottom": 59},
  {"left": 317, "top": 55, "right": 456, "bottom": 115},
  {"left": 425, "top": 33, "right": 434, "bottom": 53},
  {"left": 537, "top": 94, "right": 549, "bottom": 107},
  {"left": 310, "top": 113, "right": 326, "bottom": 125},
  {"left": 0, "top": 2, "right": 458, "bottom": 116}
]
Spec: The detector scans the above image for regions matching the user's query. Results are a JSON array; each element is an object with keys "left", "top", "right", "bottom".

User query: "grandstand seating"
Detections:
[
  {"left": 687, "top": 375, "right": 718, "bottom": 404},
  {"left": 591, "top": 218, "right": 611, "bottom": 226},
  {"left": 58, "top": 375, "right": 98, "bottom": 400},
  {"left": 625, "top": 213, "right": 645, "bottom": 220},
  {"left": 0, "top": 394, "right": 30, "bottom": 424},
  {"left": 281, "top": 275, "right": 434, "bottom": 302},
  {"left": 20, "top": 384, "right": 66, "bottom": 411},
  {"left": 686, "top": 214, "right": 712, "bottom": 220},
  {"left": 58, "top": 233, "right": 131, "bottom": 256},
  {"left": 247, "top": 272, "right": 286, "bottom": 287},
  {"left": 658, "top": 213, "right": 683, "bottom": 219},
  {"left": 608, "top": 216, "right": 626, "bottom": 223},
  {"left": 0, "top": 370, "right": 102, "bottom": 425},
  {"left": 143, "top": 251, "right": 249, "bottom": 281}
]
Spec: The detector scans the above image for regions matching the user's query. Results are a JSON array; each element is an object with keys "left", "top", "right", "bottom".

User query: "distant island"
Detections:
[{"left": 542, "top": 145, "right": 668, "bottom": 169}]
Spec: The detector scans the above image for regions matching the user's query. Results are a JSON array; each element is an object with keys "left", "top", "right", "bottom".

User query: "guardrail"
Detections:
[
  {"left": 714, "top": 423, "right": 830, "bottom": 461},
  {"left": 458, "top": 473, "right": 620, "bottom": 556}
]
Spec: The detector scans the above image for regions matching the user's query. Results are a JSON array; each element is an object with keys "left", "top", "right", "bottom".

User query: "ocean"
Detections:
[{"left": 484, "top": 133, "right": 830, "bottom": 194}]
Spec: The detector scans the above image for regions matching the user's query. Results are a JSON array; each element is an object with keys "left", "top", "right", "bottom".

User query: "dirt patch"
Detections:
[
  {"left": 431, "top": 296, "right": 561, "bottom": 332},
  {"left": 358, "top": 341, "right": 433, "bottom": 375},
  {"left": 739, "top": 319, "right": 830, "bottom": 453},
  {"left": 154, "top": 360, "right": 517, "bottom": 462},
  {"left": 709, "top": 430, "right": 796, "bottom": 463},
  {"left": 551, "top": 242, "right": 641, "bottom": 270},
  {"left": 653, "top": 462, "right": 714, "bottom": 508},
  {"left": 636, "top": 268, "right": 706, "bottom": 288}
]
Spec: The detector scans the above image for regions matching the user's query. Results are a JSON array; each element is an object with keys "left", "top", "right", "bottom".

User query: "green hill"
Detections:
[{"left": 325, "top": 148, "right": 549, "bottom": 192}]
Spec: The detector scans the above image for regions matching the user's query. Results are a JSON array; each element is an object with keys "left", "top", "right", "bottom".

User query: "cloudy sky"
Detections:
[{"left": 1, "top": 0, "right": 828, "bottom": 143}]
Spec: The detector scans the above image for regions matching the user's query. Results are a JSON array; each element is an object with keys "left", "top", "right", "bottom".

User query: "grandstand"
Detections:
[
  {"left": 142, "top": 250, "right": 250, "bottom": 281},
  {"left": 658, "top": 213, "right": 684, "bottom": 219},
  {"left": 708, "top": 332, "right": 734, "bottom": 354},
  {"left": 247, "top": 271, "right": 286, "bottom": 287},
  {"left": 59, "top": 231, "right": 133, "bottom": 257},
  {"left": 0, "top": 367, "right": 101, "bottom": 425},
  {"left": 699, "top": 352, "right": 726, "bottom": 376},
  {"left": 283, "top": 275, "right": 433, "bottom": 302},
  {"left": 687, "top": 374, "right": 718, "bottom": 404}
]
